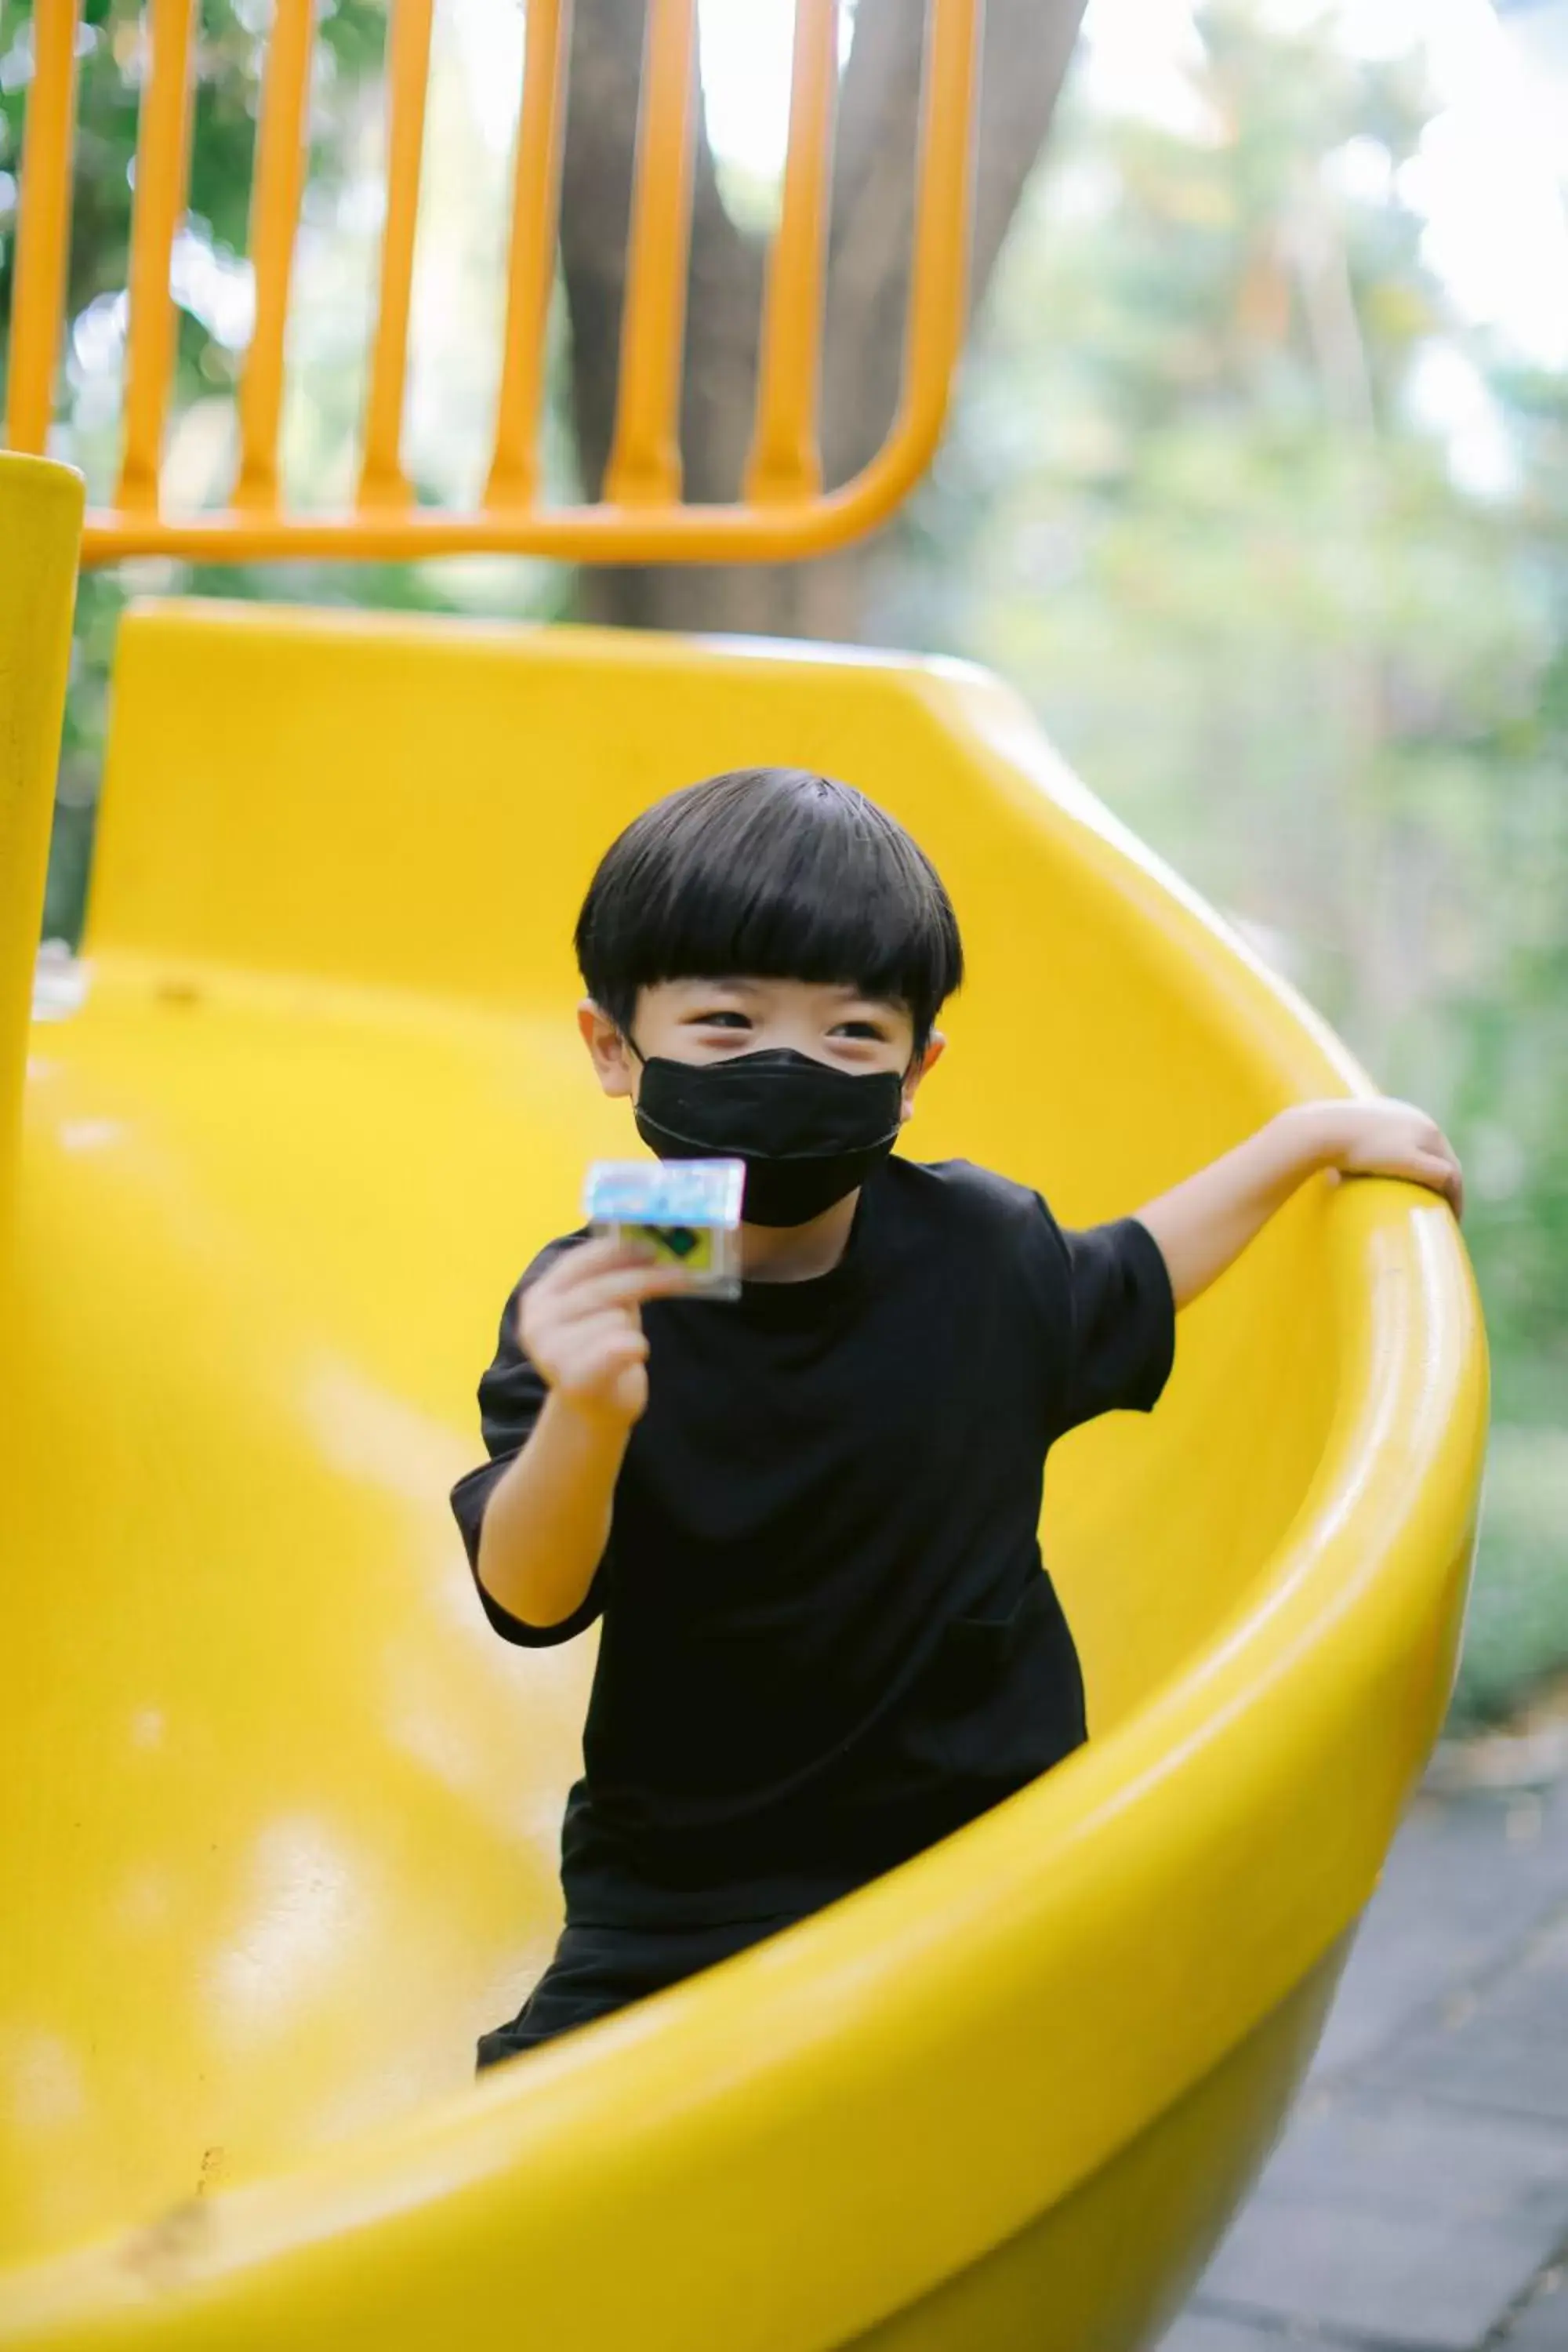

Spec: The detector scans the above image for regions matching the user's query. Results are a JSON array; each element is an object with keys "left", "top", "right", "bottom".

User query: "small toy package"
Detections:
[{"left": 583, "top": 1158, "right": 746, "bottom": 1300}]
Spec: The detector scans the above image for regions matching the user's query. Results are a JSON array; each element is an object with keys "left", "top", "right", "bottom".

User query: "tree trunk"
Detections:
[{"left": 558, "top": 0, "right": 1086, "bottom": 641}]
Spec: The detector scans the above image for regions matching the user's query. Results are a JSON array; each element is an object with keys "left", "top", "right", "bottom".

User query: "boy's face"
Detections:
[{"left": 579, "top": 978, "right": 944, "bottom": 1120}]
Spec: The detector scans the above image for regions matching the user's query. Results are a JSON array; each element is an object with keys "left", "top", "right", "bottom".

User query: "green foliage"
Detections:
[
  {"left": 1452, "top": 1427, "right": 1568, "bottom": 1725},
  {"left": 881, "top": 1, "right": 1568, "bottom": 1717}
]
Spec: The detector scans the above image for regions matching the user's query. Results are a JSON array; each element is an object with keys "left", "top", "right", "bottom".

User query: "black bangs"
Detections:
[{"left": 574, "top": 768, "right": 964, "bottom": 1047}]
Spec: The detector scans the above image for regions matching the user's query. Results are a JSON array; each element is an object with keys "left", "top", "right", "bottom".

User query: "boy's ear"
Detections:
[
  {"left": 578, "top": 1000, "right": 637, "bottom": 1098},
  {"left": 899, "top": 1030, "right": 946, "bottom": 1122}
]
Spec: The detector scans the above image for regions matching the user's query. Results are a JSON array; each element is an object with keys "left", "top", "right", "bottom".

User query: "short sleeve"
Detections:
[
  {"left": 448, "top": 1239, "right": 609, "bottom": 1646},
  {"left": 1056, "top": 1214, "right": 1176, "bottom": 1434}
]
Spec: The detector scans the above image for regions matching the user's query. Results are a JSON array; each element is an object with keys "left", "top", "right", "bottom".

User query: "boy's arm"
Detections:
[
  {"left": 474, "top": 1238, "right": 692, "bottom": 1631},
  {"left": 1134, "top": 1099, "right": 1465, "bottom": 1313},
  {"left": 475, "top": 1392, "right": 632, "bottom": 1632}
]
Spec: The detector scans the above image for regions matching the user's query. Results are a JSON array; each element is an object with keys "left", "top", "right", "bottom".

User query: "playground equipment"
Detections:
[{"left": 0, "top": 3, "right": 1486, "bottom": 2347}]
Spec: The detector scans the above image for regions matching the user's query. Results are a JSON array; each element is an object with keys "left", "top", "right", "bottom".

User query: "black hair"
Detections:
[{"left": 574, "top": 768, "right": 964, "bottom": 1053}]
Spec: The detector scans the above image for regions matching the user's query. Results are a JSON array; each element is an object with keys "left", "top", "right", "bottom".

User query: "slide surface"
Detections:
[{"left": 0, "top": 605, "right": 1486, "bottom": 2350}]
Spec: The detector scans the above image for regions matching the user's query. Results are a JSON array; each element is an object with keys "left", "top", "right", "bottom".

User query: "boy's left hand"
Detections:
[
  {"left": 1139, "top": 1094, "right": 1466, "bottom": 1315},
  {"left": 1308, "top": 1099, "right": 1465, "bottom": 1219}
]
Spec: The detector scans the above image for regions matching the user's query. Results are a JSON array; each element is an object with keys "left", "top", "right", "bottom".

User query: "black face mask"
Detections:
[{"left": 629, "top": 1046, "right": 906, "bottom": 1228}]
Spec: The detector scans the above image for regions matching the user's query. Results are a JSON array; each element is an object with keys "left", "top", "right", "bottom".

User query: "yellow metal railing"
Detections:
[{"left": 2, "top": 0, "right": 981, "bottom": 568}]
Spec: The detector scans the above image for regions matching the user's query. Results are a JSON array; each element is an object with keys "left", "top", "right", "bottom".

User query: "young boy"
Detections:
[{"left": 452, "top": 766, "right": 1463, "bottom": 2071}]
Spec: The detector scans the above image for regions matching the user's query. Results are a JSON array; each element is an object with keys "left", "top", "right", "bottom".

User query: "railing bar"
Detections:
[
  {"left": 117, "top": 0, "right": 198, "bottom": 513},
  {"left": 78, "top": 474, "right": 946, "bottom": 564},
  {"left": 5, "top": 0, "right": 82, "bottom": 455},
  {"left": 743, "top": 0, "right": 837, "bottom": 505},
  {"left": 886, "top": 0, "right": 978, "bottom": 460},
  {"left": 601, "top": 0, "right": 698, "bottom": 508},
  {"left": 485, "top": 0, "right": 572, "bottom": 507},
  {"left": 234, "top": 0, "right": 317, "bottom": 510},
  {"left": 358, "top": 0, "right": 435, "bottom": 508}
]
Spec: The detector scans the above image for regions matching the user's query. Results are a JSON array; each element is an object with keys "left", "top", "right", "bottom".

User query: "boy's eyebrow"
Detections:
[
  {"left": 681, "top": 976, "right": 909, "bottom": 1012},
  {"left": 826, "top": 985, "right": 909, "bottom": 1011},
  {"left": 681, "top": 975, "right": 765, "bottom": 996}
]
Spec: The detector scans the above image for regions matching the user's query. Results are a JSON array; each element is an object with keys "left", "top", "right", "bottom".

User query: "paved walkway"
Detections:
[{"left": 1163, "top": 1772, "right": 1568, "bottom": 2352}]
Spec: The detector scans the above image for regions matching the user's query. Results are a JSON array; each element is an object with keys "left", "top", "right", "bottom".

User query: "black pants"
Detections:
[{"left": 475, "top": 1913, "right": 806, "bottom": 2071}]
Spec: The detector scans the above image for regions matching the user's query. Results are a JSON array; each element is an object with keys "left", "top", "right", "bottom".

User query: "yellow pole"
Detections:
[{"left": 0, "top": 454, "right": 84, "bottom": 1244}]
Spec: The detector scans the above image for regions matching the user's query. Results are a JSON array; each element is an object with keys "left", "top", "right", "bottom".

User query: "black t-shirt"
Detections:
[{"left": 450, "top": 1156, "right": 1175, "bottom": 1927}]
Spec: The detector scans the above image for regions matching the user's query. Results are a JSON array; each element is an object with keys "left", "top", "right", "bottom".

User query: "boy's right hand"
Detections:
[{"left": 517, "top": 1236, "right": 695, "bottom": 1428}]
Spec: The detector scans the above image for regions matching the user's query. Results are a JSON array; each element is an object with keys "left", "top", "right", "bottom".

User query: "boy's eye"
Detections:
[
  {"left": 833, "top": 1020, "right": 888, "bottom": 1040},
  {"left": 689, "top": 1010, "right": 751, "bottom": 1030}
]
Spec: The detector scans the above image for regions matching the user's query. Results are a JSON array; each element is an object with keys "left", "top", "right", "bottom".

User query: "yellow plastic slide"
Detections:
[{"left": 0, "top": 578, "right": 1486, "bottom": 2347}]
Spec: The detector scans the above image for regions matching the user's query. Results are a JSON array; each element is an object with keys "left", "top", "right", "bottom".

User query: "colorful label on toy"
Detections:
[{"left": 583, "top": 1159, "right": 746, "bottom": 1229}]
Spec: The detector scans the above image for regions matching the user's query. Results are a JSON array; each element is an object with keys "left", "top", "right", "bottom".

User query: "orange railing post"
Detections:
[
  {"left": 745, "top": 0, "right": 838, "bottom": 507},
  {"left": 117, "top": 0, "right": 198, "bottom": 516},
  {"left": 4, "top": 0, "right": 982, "bottom": 565},
  {"left": 5, "top": 0, "right": 81, "bottom": 457},
  {"left": 358, "top": 0, "right": 437, "bottom": 510},
  {"left": 485, "top": 0, "right": 572, "bottom": 513},
  {"left": 601, "top": 0, "right": 699, "bottom": 509},
  {"left": 234, "top": 0, "right": 318, "bottom": 513}
]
